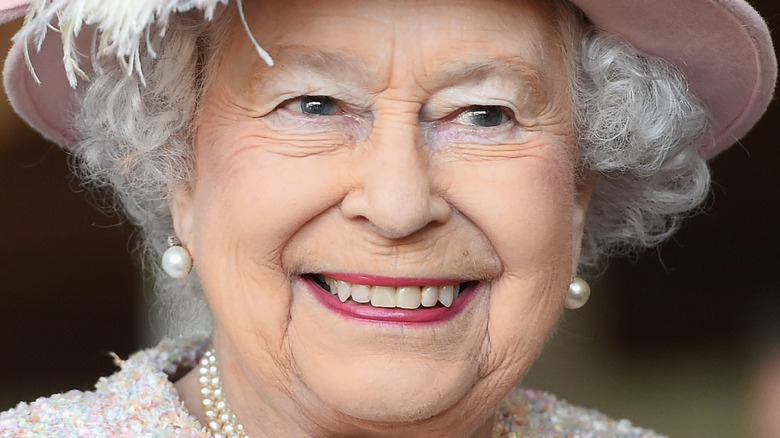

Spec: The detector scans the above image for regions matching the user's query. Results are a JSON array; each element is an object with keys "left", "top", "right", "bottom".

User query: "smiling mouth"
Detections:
[{"left": 308, "top": 274, "right": 475, "bottom": 310}]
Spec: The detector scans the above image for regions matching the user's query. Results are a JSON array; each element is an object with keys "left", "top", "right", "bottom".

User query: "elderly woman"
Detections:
[{"left": 0, "top": 0, "right": 775, "bottom": 436}]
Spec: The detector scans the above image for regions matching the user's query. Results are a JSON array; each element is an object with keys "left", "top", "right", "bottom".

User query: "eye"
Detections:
[
  {"left": 297, "top": 95, "right": 339, "bottom": 116},
  {"left": 453, "top": 105, "right": 510, "bottom": 127}
]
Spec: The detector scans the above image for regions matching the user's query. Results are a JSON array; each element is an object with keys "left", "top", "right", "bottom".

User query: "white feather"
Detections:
[{"left": 12, "top": 0, "right": 251, "bottom": 87}]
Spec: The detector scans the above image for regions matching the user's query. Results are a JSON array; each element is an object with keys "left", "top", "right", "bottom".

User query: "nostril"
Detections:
[{"left": 429, "top": 196, "right": 452, "bottom": 223}]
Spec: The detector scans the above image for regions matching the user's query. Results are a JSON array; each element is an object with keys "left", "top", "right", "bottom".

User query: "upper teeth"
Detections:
[{"left": 322, "top": 276, "right": 461, "bottom": 309}]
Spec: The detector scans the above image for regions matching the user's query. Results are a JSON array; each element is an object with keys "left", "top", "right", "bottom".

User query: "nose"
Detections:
[{"left": 341, "top": 118, "right": 451, "bottom": 239}]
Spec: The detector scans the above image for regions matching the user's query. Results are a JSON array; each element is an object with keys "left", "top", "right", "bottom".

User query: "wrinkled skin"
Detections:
[{"left": 172, "top": 0, "right": 591, "bottom": 436}]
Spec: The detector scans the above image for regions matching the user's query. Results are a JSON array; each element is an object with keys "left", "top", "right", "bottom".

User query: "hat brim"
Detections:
[
  {"left": 0, "top": 0, "right": 25, "bottom": 23},
  {"left": 572, "top": 0, "right": 777, "bottom": 158},
  {"left": 1, "top": 0, "right": 776, "bottom": 157}
]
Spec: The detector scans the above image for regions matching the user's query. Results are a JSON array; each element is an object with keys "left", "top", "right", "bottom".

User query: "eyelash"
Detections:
[
  {"left": 281, "top": 95, "right": 516, "bottom": 126},
  {"left": 449, "top": 105, "right": 514, "bottom": 128},
  {"left": 272, "top": 95, "right": 523, "bottom": 147},
  {"left": 281, "top": 95, "right": 344, "bottom": 117}
]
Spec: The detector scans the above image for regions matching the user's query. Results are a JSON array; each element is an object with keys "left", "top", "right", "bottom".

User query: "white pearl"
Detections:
[
  {"left": 199, "top": 349, "right": 249, "bottom": 438},
  {"left": 565, "top": 277, "right": 591, "bottom": 309},
  {"left": 161, "top": 245, "right": 192, "bottom": 278}
]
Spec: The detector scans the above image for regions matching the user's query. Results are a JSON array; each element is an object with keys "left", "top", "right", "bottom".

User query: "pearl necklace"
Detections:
[
  {"left": 199, "top": 349, "right": 250, "bottom": 438},
  {"left": 198, "top": 348, "right": 507, "bottom": 438}
]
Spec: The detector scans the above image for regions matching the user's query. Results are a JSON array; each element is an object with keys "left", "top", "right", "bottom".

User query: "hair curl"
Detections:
[{"left": 73, "top": 2, "right": 710, "bottom": 336}]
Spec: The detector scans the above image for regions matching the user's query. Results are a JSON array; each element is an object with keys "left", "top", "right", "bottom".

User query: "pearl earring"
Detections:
[
  {"left": 565, "top": 277, "right": 590, "bottom": 309},
  {"left": 161, "top": 236, "right": 193, "bottom": 279}
]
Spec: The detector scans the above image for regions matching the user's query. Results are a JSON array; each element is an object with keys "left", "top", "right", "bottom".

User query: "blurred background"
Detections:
[{"left": 0, "top": 3, "right": 778, "bottom": 436}]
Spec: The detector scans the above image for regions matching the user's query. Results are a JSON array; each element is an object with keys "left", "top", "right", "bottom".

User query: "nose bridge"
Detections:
[
  {"left": 342, "top": 109, "right": 450, "bottom": 239},
  {"left": 370, "top": 114, "right": 426, "bottom": 190}
]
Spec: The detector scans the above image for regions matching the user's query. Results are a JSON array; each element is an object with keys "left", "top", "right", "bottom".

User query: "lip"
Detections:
[{"left": 301, "top": 275, "right": 480, "bottom": 325}]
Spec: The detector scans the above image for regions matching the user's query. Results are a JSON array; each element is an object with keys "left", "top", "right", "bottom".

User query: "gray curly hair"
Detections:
[{"left": 72, "top": 1, "right": 709, "bottom": 336}]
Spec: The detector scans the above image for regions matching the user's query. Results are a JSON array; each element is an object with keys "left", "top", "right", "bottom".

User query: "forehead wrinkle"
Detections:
[{"left": 249, "top": 47, "right": 378, "bottom": 91}]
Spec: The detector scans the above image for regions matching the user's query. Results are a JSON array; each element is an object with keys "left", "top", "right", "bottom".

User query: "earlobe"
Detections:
[
  {"left": 571, "top": 173, "right": 595, "bottom": 273},
  {"left": 169, "top": 185, "right": 196, "bottom": 251}
]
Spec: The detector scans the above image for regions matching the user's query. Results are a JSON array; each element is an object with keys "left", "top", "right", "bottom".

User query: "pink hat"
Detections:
[{"left": 1, "top": 0, "right": 776, "bottom": 158}]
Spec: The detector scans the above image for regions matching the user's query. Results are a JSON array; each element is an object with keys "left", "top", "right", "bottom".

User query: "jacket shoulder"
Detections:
[
  {"left": 0, "top": 339, "right": 208, "bottom": 437},
  {"left": 498, "top": 388, "right": 669, "bottom": 437}
]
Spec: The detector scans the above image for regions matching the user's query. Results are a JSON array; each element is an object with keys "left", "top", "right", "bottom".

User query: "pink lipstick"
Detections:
[{"left": 301, "top": 274, "right": 479, "bottom": 325}]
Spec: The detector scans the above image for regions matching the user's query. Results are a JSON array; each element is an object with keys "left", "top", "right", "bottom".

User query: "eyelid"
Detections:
[
  {"left": 422, "top": 95, "right": 522, "bottom": 123},
  {"left": 437, "top": 81, "right": 522, "bottom": 105},
  {"left": 422, "top": 118, "right": 523, "bottom": 151}
]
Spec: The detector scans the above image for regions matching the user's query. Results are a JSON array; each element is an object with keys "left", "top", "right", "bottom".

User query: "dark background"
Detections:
[{"left": 1, "top": 2, "right": 778, "bottom": 435}]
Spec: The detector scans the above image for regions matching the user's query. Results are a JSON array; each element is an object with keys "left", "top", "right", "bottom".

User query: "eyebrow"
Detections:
[
  {"left": 255, "top": 48, "right": 376, "bottom": 90},
  {"left": 254, "top": 49, "right": 550, "bottom": 106},
  {"left": 432, "top": 58, "right": 550, "bottom": 106}
]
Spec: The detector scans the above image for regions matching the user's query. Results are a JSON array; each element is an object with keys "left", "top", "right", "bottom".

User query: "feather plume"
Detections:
[{"left": 11, "top": 0, "right": 266, "bottom": 87}]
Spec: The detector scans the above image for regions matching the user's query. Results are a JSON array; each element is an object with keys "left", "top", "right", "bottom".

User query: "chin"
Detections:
[
  {"left": 282, "top": 274, "right": 493, "bottom": 423},
  {"left": 308, "top": 354, "right": 479, "bottom": 423}
]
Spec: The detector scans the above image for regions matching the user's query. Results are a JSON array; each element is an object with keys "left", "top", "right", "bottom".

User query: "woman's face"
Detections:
[{"left": 173, "top": 0, "right": 589, "bottom": 434}]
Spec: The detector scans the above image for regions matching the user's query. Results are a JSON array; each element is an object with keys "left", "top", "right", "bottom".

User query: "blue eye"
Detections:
[
  {"left": 456, "top": 105, "right": 509, "bottom": 127},
  {"left": 300, "top": 95, "right": 339, "bottom": 116}
]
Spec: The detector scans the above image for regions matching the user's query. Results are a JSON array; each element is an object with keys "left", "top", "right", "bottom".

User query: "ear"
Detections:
[
  {"left": 169, "top": 185, "right": 196, "bottom": 252},
  {"left": 571, "top": 172, "right": 595, "bottom": 273}
]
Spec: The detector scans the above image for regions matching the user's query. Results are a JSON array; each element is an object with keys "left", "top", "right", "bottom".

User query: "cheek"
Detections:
[
  {"left": 446, "top": 154, "right": 575, "bottom": 269},
  {"left": 442, "top": 146, "right": 575, "bottom": 374},
  {"left": 186, "top": 125, "right": 351, "bottom": 343},
  {"left": 191, "top": 128, "right": 345, "bottom": 259}
]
